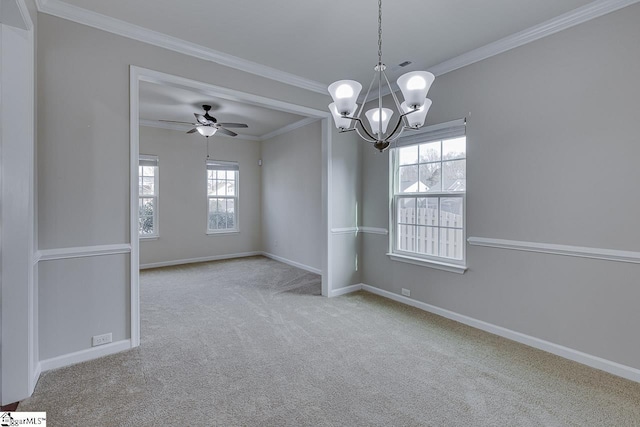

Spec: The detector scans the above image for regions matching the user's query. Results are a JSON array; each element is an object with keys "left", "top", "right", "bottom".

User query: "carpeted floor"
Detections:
[{"left": 20, "top": 256, "right": 640, "bottom": 426}]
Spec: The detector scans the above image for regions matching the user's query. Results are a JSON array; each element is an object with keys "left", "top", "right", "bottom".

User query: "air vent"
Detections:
[{"left": 398, "top": 61, "right": 412, "bottom": 67}]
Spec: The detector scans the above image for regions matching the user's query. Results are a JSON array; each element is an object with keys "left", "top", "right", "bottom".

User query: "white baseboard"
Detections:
[
  {"left": 361, "top": 284, "right": 640, "bottom": 383},
  {"left": 261, "top": 252, "right": 322, "bottom": 275},
  {"left": 39, "top": 339, "right": 132, "bottom": 372},
  {"left": 329, "top": 283, "right": 363, "bottom": 298},
  {"left": 30, "top": 362, "right": 42, "bottom": 394},
  {"left": 139, "top": 251, "right": 262, "bottom": 269}
]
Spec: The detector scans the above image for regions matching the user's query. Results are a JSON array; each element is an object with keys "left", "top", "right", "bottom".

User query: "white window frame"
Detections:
[
  {"left": 138, "top": 154, "right": 159, "bottom": 239},
  {"left": 388, "top": 119, "right": 468, "bottom": 274},
  {"left": 206, "top": 160, "right": 239, "bottom": 234}
]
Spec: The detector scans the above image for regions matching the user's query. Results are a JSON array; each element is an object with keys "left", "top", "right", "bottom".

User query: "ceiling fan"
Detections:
[{"left": 159, "top": 105, "right": 248, "bottom": 137}]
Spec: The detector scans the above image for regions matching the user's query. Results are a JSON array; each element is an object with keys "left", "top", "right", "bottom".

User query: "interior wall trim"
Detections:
[
  {"left": 261, "top": 252, "right": 322, "bottom": 275},
  {"left": 331, "top": 227, "right": 358, "bottom": 235},
  {"left": 357, "top": 284, "right": 640, "bottom": 383},
  {"left": 428, "top": 0, "right": 640, "bottom": 76},
  {"left": 38, "top": 339, "right": 132, "bottom": 373},
  {"left": 359, "top": 227, "right": 389, "bottom": 235},
  {"left": 34, "top": 0, "right": 327, "bottom": 94},
  {"left": 36, "top": 243, "right": 132, "bottom": 262},
  {"left": 139, "top": 251, "right": 262, "bottom": 270},
  {"left": 468, "top": 237, "right": 640, "bottom": 264}
]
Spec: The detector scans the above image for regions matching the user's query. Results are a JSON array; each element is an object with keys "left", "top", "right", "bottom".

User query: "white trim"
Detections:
[
  {"left": 387, "top": 253, "right": 468, "bottom": 274},
  {"left": 35, "top": 0, "right": 327, "bottom": 94},
  {"left": 361, "top": 285, "right": 640, "bottom": 383},
  {"left": 468, "top": 237, "right": 640, "bottom": 264},
  {"left": 331, "top": 227, "right": 358, "bottom": 235},
  {"left": 428, "top": 0, "right": 640, "bottom": 76},
  {"left": 321, "top": 118, "right": 332, "bottom": 297},
  {"left": 262, "top": 252, "right": 322, "bottom": 275},
  {"left": 359, "top": 227, "right": 389, "bottom": 235},
  {"left": 130, "top": 66, "right": 141, "bottom": 348},
  {"left": 37, "top": 244, "right": 132, "bottom": 262},
  {"left": 139, "top": 119, "right": 262, "bottom": 142},
  {"left": 30, "top": 363, "right": 41, "bottom": 395},
  {"left": 139, "top": 251, "right": 262, "bottom": 270},
  {"left": 329, "top": 283, "right": 363, "bottom": 298},
  {"left": 259, "top": 117, "right": 319, "bottom": 141},
  {"left": 39, "top": 340, "right": 132, "bottom": 372}
]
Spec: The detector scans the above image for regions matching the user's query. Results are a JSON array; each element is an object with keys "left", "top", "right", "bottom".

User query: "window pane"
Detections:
[
  {"left": 419, "top": 163, "right": 441, "bottom": 192},
  {"left": 142, "top": 166, "right": 155, "bottom": 177},
  {"left": 417, "top": 198, "right": 438, "bottom": 226},
  {"left": 138, "top": 198, "right": 154, "bottom": 235},
  {"left": 226, "top": 180, "right": 235, "bottom": 196},
  {"left": 142, "top": 177, "right": 155, "bottom": 195},
  {"left": 397, "top": 198, "right": 416, "bottom": 225},
  {"left": 442, "top": 137, "right": 466, "bottom": 160},
  {"left": 138, "top": 177, "right": 143, "bottom": 194},
  {"left": 440, "top": 228, "right": 464, "bottom": 260},
  {"left": 226, "top": 199, "right": 235, "bottom": 229},
  {"left": 419, "top": 141, "right": 441, "bottom": 163},
  {"left": 216, "top": 170, "right": 226, "bottom": 180},
  {"left": 397, "top": 225, "right": 415, "bottom": 252},
  {"left": 442, "top": 160, "right": 466, "bottom": 192},
  {"left": 399, "top": 165, "right": 420, "bottom": 193},
  {"left": 207, "top": 179, "right": 216, "bottom": 196},
  {"left": 218, "top": 180, "right": 227, "bottom": 196},
  {"left": 416, "top": 226, "right": 439, "bottom": 256},
  {"left": 440, "top": 198, "right": 463, "bottom": 229},
  {"left": 399, "top": 145, "right": 418, "bottom": 165},
  {"left": 207, "top": 170, "right": 215, "bottom": 180}
]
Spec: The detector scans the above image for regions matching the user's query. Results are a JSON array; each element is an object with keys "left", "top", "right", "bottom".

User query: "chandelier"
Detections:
[{"left": 327, "top": 0, "right": 435, "bottom": 152}]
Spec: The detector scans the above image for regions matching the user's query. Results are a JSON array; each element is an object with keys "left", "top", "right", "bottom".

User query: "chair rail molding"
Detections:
[
  {"left": 36, "top": 243, "right": 132, "bottom": 262},
  {"left": 467, "top": 237, "right": 640, "bottom": 264}
]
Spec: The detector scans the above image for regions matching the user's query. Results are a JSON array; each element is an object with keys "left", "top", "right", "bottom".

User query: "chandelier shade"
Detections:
[
  {"left": 396, "top": 71, "right": 435, "bottom": 109},
  {"left": 365, "top": 108, "right": 393, "bottom": 135},
  {"left": 327, "top": 0, "right": 435, "bottom": 152},
  {"left": 401, "top": 99, "right": 432, "bottom": 128},
  {"left": 329, "top": 102, "right": 358, "bottom": 130},
  {"left": 328, "top": 80, "right": 362, "bottom": 116}
]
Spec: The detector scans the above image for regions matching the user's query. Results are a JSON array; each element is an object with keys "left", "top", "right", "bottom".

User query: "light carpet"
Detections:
[{"left": 20, "top": 256, "right": 640, "bottom": 426}]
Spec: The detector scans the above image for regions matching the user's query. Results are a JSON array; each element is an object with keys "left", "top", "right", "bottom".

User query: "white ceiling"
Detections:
[
  {"left": 139, "top": 81, "right": 307, "bottom": 139},
  {"left": 50, "top": 0, "right": 630, "bottom": 141},
  {"left": 56, "top": 0, "right": 594, "bottom": 86}
]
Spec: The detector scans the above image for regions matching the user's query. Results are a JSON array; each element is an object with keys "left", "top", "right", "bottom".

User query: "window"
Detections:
[
  {"left": 207, "top": 160, "right": 239, "bottom": 233},
  {"left": 391, "top": 120, "right": 466, "bottom": 270},
  {"left": 139, "top": 155, "right": 159, "bottom": 238}
]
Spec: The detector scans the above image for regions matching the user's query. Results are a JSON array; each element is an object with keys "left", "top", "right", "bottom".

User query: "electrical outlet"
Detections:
[
  {"left": 401, "top": 288, "right": 411, "bottom": 297},
  {"left": 92, "top": 333, "right": 112, "bottom": 347}
]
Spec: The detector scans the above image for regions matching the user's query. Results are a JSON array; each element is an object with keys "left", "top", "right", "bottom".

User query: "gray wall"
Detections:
[
  {"left": 261, "top": 121, "right": 323, "bottom": 271},
  {"left": 139, "top": 126, "right": 261, "bottom": 266},
  {"left": 361, "top": 4, "right": 640, "bottom": 369},
  {"left": 36, "top": 13, "right": 331, "bottom": 361}
]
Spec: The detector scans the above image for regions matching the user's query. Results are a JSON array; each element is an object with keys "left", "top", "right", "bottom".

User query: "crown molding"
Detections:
[
  {"left": 34, "top": 0, "right": 327, "bottom": 94},
  {"left": 428, "top": 0, "right": 640, "bottom": 76},
  {"left": 139, "top": 119, "right": 262, "bottom": 141},
  {"left": 36, "top": 0, "right": 639, "bottom": 99}
]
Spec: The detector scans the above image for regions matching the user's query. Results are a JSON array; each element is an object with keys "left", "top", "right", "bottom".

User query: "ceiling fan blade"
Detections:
[
  {"left": 187, "top": 128, "right": 198, "bottom": 134},
  {"left": 217, "top": 123, "right": 248, "bottom": 128},
  {"left": 195, "top": 113, "right": 209, "bottom": 124},
  {"left": 216, "top": 127, "right": 238, "bottom": 137},
  {"left": 159, "top": 120, "right": 197, "bottom": 125}
]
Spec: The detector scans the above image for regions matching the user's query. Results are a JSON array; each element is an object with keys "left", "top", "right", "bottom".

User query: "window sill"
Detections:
[
  {"left": 139, "top": 235, "right": 159, "bottom": 241},
  {"left": 387, "top": 253, "right": 467, "bottom": 274},
  {"left": 206, "top": 230, "right": 239, "bottom": 236}
]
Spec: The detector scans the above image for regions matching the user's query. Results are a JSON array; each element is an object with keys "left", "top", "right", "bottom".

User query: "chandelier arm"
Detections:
[
  {"left": 352, "top": 116, "right": 379, "bottom": 142},
  {"left": 381, "top": 109, "right": 417, "bottom": 142},
  {"left": 382, "top": 69, "right": 410, "bottom": 128},
  {"left": 354, "top": 127, "right": 377, "bottom": 144}
]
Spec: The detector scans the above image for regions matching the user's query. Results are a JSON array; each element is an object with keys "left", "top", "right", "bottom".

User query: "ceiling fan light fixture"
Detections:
[{"left": 197, "top": 126, "right": 217, "bottom": 137}]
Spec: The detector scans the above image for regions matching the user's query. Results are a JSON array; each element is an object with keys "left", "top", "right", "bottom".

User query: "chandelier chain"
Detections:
[{"left": 378, "top": 0, "right": 383, "bottom": 65}]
